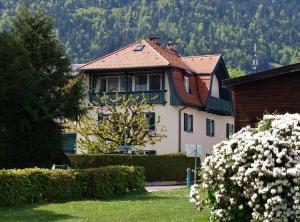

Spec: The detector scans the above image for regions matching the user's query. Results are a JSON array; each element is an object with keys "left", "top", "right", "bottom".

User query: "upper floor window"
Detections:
[
  {"left": 206, "top": 119, "right": 215, "bottom": 137},
  {"left": 95, "top": 76, "right": 132, "bottom": 93},
  {"left": 135, "top": 75, "right": 148, "bottom": 91},
  {"left": 135, "top": 74, "right": 162, "bottom": 91},
  {"left": 184, "top": 113, "right": 193, "bottom": 133},
  {"left": 149, "top": 74, "right": 161, "bottom": 91},
  {"left": 184, "top": 76, "right": 190, "bottom": 93},
  {"left": 226, "top": 123, "right": 234, "bottom": 139},
  {"left": 107, "top": 77, "right": 119, "bottom": 92}
]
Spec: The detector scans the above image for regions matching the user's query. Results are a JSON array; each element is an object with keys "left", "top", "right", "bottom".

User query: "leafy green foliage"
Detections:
[
  {"left": 78, "top": 94, "right": 166, "bottom": 153},
  {"left": 0, "top": 6, "right": 84, "bottom": 168},
  {"left": 0, "top": 168, "right": 83, "bottom": 206},
  {"left": 228, "top": 68, "right": 245, "bottom": 78},
  {"left": 83, "top": 166, "right": 145, "bottom": 199},
  {"left": 1, "top": 1, "right": 299, "bottom": 71},
  {"left": 68, "top": 153, "right": 197, "bottom": 182},
  {"left": 0, "top": 166, "right": 145, "bottom": 206}
]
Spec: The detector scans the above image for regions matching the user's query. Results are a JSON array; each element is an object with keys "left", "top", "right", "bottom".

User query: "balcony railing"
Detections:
[
  {"left": 90, "top": 90, "right": 166, "bottom": 104},
  {"left": 207, "top": 96, "right": 232, "bottom": 115}
]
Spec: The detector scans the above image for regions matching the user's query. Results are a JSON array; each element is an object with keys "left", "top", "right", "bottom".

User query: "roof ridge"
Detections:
[
  {"left": 183, "top": 54, "right": 221, "bottom": 58},
  {"left": 80, "top": 39, "right": 143, "bottom": 70}
]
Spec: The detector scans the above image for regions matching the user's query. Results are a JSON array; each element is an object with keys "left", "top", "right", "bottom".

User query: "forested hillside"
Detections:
[{"left": 1, "top": 0, "right": 299, "bottom": 72}]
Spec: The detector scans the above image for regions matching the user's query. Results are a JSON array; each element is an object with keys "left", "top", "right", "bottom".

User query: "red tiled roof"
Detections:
[
  {"left": 80, "top": 39, "right": 219, "bottom": 74},
  {"left": 80, "top": 39, "right": 224, "bottom": 107},
  {"left": 181, "top": 55, "right": 221, "bottom": 74}
]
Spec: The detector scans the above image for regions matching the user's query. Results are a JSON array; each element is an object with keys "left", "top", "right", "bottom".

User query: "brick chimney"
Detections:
[
  {"left": 167, "top": 40, "right": 178, "bottom": 52},
  {"left": 148, "top": 36, "right": 160, "bottom": 45}
]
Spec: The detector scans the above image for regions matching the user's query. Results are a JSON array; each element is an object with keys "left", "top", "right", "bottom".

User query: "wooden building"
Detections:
[{"left": 223, "top": 63, "right": 300, "bottom": 131}]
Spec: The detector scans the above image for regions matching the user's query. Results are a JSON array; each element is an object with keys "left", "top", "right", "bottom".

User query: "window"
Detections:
[
  {"left": 120, "top": 76, "right": 132, "bottom": 92},
  {"left": 184, "top": 76, "right": 190, "bottom": 93},
  {"left": 226, "top": 123, "right": 234, "bottom": 139},
  {"left": 206, "top": 119, "right": 215, "bottom": 137},
  {"left": 95, "top": 77, "right": 106, "bottom": 93},
  {"left": 133, "top": 44, "right": 145, "bottom": 51},
  {"left": 145, "top": 112, "right": 155, "bottom": 131},
  {"left": 149, "top": 74, "right": 161, "bottom": 91},
  {"left": 184, "top": 113, "right": 193, "bottom": 133},
  {"left": 135, "top": 75, "right": 147, "bottom": 91},
  {"left": 107, "top": 77, "right": 119, "bottom": 92}
]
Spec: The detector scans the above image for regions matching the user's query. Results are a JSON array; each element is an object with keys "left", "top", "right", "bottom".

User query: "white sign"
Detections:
[{"left": 186, "top": 144, "right": 201, "bottom": 157}]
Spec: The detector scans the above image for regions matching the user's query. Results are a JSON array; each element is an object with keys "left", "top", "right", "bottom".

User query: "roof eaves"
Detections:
[{"left": 223, "top": 62, "right": 300, "bottom": 89}]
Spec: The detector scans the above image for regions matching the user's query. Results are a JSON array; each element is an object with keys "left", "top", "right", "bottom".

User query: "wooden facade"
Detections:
[{"left": 223, "top": 63, "right": 300, "bottom": 131}]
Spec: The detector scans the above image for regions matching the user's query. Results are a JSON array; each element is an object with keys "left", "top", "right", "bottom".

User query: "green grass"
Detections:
[{"left": 0, "top": 189, "right": 209, "bottom": 222}]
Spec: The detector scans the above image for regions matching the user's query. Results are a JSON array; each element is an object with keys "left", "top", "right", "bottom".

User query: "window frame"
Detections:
[
  {"left": 206, "top": 118, "right": 215, "bottom": 137},
  {"left": 145, "top": 112, "right": 156, "bottom": 131},
  {"left": 184, "top": 113, "right": 193, "bottom": 133},
  {"left": 226, "top": 123, "right": 234, "bottom": 139}
]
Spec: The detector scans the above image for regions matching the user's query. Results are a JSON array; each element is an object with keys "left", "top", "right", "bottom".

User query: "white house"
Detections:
[{"left": 78, "top": 37, "right": 234, "bottom": 160}]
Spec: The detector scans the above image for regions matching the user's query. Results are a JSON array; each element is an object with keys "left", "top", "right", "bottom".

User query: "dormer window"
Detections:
[{"left": 184, "top": 76, "right": 190, "bottom": 93}]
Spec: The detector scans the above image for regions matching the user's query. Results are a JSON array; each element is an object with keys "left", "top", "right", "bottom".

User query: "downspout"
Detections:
[{"left": 178, "top": 105, "right": 188, "bottom": 153}]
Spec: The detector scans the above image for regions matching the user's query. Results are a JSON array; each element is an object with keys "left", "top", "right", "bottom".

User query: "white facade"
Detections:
[{"left": 78, "top": 71, "right": 234, "bottom": 161}]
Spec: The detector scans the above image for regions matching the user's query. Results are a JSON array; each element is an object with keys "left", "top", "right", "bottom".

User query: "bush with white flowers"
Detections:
[{"left": 191, "top": 113, "right": 300, "bottom": 222}]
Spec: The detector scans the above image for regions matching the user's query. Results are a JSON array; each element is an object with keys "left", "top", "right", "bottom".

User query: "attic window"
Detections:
[
  {"left": 184, "top": 76, "right": 190, "bottom": 93},
  {"left": 134, "top": 45, "right": 145, "bottom": 51}
]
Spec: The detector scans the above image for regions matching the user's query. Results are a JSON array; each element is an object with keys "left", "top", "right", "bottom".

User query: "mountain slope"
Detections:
[{"left": 0, "top": 0, "right": 299, "bottom": 72}]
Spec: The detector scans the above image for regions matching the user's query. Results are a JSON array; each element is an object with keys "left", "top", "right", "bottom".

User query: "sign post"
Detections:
[{"left": 186, "top": 144, "right": 201, "bottom": 185}]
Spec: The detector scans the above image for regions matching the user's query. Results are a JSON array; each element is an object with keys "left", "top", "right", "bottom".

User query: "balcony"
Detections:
[
  {"left": 90, "top": 90, "right": 166, "bottom": 104},
  {"left": 207, "top": 96, "right": 232, "bottom": 115}
]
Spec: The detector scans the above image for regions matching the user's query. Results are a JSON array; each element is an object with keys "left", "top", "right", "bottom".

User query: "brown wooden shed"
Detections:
[{"left": 222, "top": 63, "right": 300, "bottom": 131}]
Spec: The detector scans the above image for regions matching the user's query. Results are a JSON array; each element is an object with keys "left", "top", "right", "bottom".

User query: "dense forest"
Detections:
[{"left": 1, "top": 0, "right": 299, "bottom": 72}]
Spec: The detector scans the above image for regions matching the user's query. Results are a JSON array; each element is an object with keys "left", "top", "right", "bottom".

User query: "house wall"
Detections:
[
  {"left": 180, "top": 107, "right": 233, "bottom": 162},
  {"left": 232, "top": 70, "right": 300, "bottom": 131},
  {"left": 77, "top": 70, "right": 234, "bottom": 161}
]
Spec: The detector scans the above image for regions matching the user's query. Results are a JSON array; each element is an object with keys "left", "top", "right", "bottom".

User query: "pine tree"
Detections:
[{"left": 0, "top": 5, "right": 84, "bottom": 168}]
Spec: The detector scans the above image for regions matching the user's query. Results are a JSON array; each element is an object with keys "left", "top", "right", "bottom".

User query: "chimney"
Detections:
[
  {"left": 167, "top": 40, "right": 178, "bottom": 52},
  {"left": 148, "top": 36, "right": 160, "bottom": 45}
]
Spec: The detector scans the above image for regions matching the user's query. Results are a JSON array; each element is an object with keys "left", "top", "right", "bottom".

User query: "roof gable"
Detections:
[{"left": 80, "top": 40, "right": 170, "bottom": 70}]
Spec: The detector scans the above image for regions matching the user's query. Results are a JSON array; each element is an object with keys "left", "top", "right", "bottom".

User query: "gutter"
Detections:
[{"left": 178, "top": 105, "right": 188, "bottom": 153}]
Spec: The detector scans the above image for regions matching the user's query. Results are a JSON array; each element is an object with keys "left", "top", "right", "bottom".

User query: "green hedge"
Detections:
[
  {"left": 68, "top": 154, "right": 197, "bottom": 182},
  {"left": 83, "top": 166, "right": 145, "bottom": 199},
  {"left": 0, "top": 166, "right": 144, "bottom": 206}
]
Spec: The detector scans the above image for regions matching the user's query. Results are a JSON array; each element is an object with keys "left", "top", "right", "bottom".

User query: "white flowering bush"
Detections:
[{"left": 193, "top": 113, "right": 300, "bottom": 222}]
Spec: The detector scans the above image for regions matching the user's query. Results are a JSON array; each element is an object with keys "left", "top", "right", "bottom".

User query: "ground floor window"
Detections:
[
  {"left": 184, "top": 113, "right": 193, "bottom": 133},
  {"left": 226, "top": 123, "right": 234, "bottom": 138},
  {"left": 206, "top": 119, "right": 215, "bottom": 137},
  {"left": 145, "top": 112, "right": 156, "bottom": 131}
]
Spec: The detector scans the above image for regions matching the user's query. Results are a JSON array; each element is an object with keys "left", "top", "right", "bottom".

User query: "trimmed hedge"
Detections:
[
  {"left": 83, "top": 166, "right": 145, "bottom": 199},
  {"left": 68, "top": 153, "right": 197, "bottom": 182},
  {"left": 0, "top": 166, "right": 144, "bottom": 207}
]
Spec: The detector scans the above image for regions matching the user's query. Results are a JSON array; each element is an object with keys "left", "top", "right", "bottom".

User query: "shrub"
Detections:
[
  {"left": 68, "top": 153, "right": 197, "bottom": 182},
  {"left": 0, "top": 168, "right": 83, "bottom": 206},
  {"left": 0, "top": 166, "right": 145, "bottom": 206},
  {"left": 192, "top": 113, "right": 300, "bottom": 222},
  {"left": 83, "top": 166, "right": 145, "bottom": 199}
]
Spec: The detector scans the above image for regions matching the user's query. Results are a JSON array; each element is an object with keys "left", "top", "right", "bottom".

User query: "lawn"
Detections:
[{"left": 0, "top": 188, "right": 209, "bottom": 222}]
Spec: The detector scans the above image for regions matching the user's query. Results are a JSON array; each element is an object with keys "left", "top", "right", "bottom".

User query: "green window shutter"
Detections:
[
  {"left": 149, "top": 112, "right": 155, "bottom": 131},
  {"left": 226, "top": 123, "right": 229, "bottom": 138},
  {"left": 212, "top": 120, "right": 215, "bottom": 136},
  {"left": 184, "top": 113, "right": 187, "bottom": 131},
  {"left": 190, "top": 115, "right": 193, "bottom": 132},
  {"left": 206, "top": 119, "right": 209, "bottom": 136}
]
